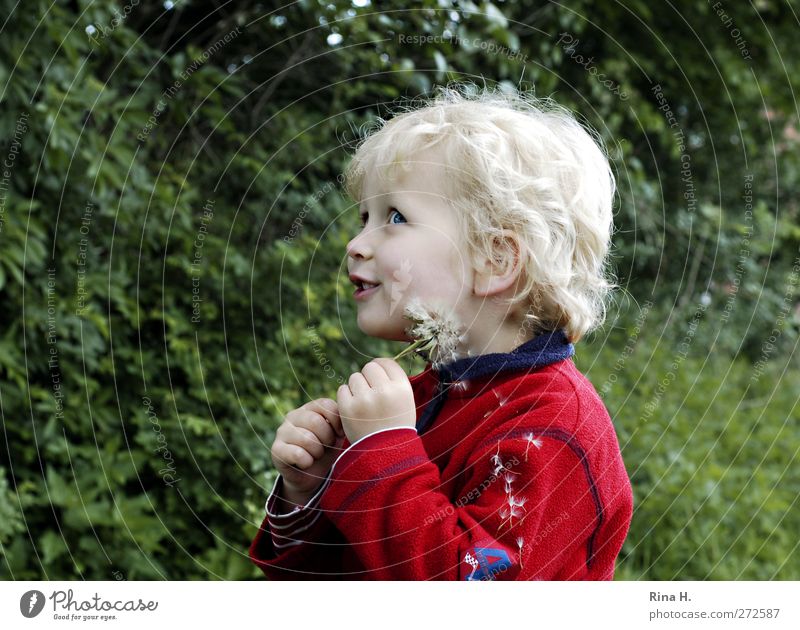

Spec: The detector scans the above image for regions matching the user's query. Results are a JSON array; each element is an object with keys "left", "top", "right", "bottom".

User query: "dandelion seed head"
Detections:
[{"left": 401, "top": 297, "right": 467, "bottom": 369}]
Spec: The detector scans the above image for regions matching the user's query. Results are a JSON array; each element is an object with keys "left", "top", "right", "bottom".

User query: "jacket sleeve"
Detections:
[
  {"left": 249, "top": 472, "right": 347, "bottom": 580},
  {"left": 317, "top": 419, "right": 617, "bottom": 580},
  {"left": 249, "top": 368, "right": 439, "bottom": 579}
]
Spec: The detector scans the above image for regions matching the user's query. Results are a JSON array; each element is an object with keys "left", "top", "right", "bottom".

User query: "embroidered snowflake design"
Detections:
[{"left": 521, "top": 432, "right": 543, "bottom": 462}]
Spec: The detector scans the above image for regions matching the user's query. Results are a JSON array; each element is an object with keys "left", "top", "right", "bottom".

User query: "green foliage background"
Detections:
[{"left": 0, "top": 0, "right": 798, "bottom": 579}]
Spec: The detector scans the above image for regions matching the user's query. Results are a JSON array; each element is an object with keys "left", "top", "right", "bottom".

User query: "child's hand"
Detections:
[
  {"left": 337, "top": 358, "right": 416, "bottom": 444},
  {"left": 270, "top": 398, "right": 346, "bottom": 503}
]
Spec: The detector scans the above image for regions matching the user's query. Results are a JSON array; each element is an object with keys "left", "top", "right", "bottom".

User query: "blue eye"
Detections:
[
  {"left": 358, "top": 208, "right": 406, "bottom": 228},
  {"left": 389, "top": 208, "right": 406, "bottom": 224}
]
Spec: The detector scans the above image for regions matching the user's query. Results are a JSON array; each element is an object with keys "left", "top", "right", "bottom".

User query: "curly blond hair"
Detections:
[{"left": 343, "top": 82, "right": 617, "bottom": 343}]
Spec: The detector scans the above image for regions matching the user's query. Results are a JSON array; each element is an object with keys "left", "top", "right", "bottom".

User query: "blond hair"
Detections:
[{"left": 343, "top": 82, "right": 617, "bottom": 343}]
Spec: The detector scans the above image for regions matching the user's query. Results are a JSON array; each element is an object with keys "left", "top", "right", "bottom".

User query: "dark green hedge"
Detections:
[{"left": 0, "top": 0, "right": 797, "bottom": 579}]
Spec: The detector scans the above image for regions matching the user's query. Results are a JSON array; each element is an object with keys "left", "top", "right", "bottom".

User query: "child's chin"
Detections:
[{"left": 357, "top": 317, "right": 407, "bottom": 342}]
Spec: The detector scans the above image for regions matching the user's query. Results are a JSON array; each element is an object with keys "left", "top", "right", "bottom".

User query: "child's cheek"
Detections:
[{"left": 421, "top": 266, "right": 462, "bottom": 303}]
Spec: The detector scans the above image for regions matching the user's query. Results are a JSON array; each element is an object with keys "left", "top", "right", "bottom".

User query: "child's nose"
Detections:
[{"left": 347, "top": 233, "right": 373, "bottom": 259}]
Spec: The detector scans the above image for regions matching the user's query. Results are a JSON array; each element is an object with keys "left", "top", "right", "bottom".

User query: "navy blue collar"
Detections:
[
  {"left": 415, "top": 329, "right": 574, "bottom": 435},
  {"left": 436, "top": 328, "right": 574, "bottom": 384}
]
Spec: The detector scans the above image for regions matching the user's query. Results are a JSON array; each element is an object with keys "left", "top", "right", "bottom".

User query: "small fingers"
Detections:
[
  {"left": 302, "top": 398, "right": 344, "bottom": 438},
  {"left": 337, "top": 384, "right": 353, "bottom": 419},
  {"left": 293, "top": 410, "right": 338, "bottom": 446},
  {"left": 337, "top": 383, "right": 351, "bottom": 399},
  {"left": 305, "top": 397, "right": 337, "bottom": 418},
  {"left": 361, "top": 361, "right": 389, "bottom": 389},
  {"left": 372, "top": 357, "right": 408, "bottom": 382},
  {"left": 348, "top": 372, "right": 370, "bottom": 396},
  {"left": 273, "top": 441, "right": 314, "bottom": 470},
  {"left": 289, "top": 425, "right": 326, "bottom": 459}
]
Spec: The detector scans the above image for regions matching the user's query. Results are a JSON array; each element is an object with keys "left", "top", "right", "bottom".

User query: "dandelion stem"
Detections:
[
  {"left": 392, "top": 337, "right": 433, "bottom": 362},
  {"left": 389, "top": 297, "right": 466, "bottom": 367}
]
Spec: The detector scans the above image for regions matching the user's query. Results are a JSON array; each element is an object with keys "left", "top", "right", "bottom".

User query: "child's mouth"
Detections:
[{"left": 354, "top": 283, "right": 381, "bottom": 300}]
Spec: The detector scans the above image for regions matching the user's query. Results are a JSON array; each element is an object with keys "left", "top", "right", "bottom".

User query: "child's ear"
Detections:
[{"left": 472, "top": 230, "right": 526, "bottom": 298}]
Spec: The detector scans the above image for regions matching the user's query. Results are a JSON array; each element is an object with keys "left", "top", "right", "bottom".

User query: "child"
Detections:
[{"left": 250, "top": 84, "right": 633, "bottom": 580}]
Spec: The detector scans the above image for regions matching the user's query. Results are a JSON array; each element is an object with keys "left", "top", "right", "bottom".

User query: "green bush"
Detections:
[
  {"left": 578, "top": 302, "right": 800, "bottom": 579},
  {"left": 1, "top": 0, "right": 797, "bottom": 579}
]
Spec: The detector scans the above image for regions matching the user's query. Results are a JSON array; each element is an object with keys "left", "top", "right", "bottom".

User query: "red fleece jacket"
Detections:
[{"left": 249, "top": 331, "right": 633, "bottom": 580}]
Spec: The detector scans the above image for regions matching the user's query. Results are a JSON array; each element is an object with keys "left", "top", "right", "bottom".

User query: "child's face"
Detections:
[{"left": 346, "top": 147, "right": 475, "bottom": 341}]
